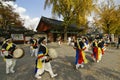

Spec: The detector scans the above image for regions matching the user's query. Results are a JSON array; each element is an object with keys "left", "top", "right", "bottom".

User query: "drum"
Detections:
[
  {"left": 13, "top": 48, "right": 24, "bottom": 59},
  {"left": 48, "top": 48, "right": 58, "bottom": 59}
]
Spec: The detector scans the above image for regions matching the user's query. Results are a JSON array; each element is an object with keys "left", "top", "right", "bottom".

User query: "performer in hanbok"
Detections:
[
  {"left": 35, "top": 37, "right": 57, "bottom": 79},
  {"left": 1, "top": 37, "right": 17, "bottom": 74},
  {"left": 98, "top": 39, "right": 105, "bottom": 55},
  {"left": 29, "top": 36, "right": 38, "bottom": 57},
  {"left": 83, "top": 37, "right": 90, "bottom": 52},
  {"left": 91, "top": 39, "right": 102, "bottom": 63},
  {"left": 73, "top": 37, "right": 88, "bottom": 69}
]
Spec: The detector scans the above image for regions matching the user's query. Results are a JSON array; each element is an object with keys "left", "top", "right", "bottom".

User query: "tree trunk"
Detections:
[{"left": 64, "top": 26, "right": 67, "bottom": 42}]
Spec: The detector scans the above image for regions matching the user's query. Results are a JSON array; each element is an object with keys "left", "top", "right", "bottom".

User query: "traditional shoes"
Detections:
[
  {"left": 76, "top": 64, "right": 84, "bottom": 70},
  {"left": 51, "top": 73, "right": 58, "bottom": 78},
  {"left": 6, "top": 69, "right": 15, "bottom": 74},
  {"left": 35, "top": 74, "right": 57, "bottom": 79},
  {"left": 10, "top": 70, "right": 15, "bottom": 73},
  {"left": 35, "top": 74, "right": 42, "bottom": 79}
]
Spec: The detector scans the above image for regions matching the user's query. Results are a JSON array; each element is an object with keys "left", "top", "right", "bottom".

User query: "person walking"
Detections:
[
  {"left": 29, "top": 36, "right": 38, "bottom": 57},
  {"left": 67, "top": 36, "right": 72, "bottom": 46},
  {"left": 35, "top": 37, "right": 57, "bottom": 79},
  {"left": 117, "top": 35, "right": 120, "bottom": 49},
  {"left": 1, "top": 37, "right": 17, "bottom": 74},
  {"left": 57, "top": 36, "right": 62, "bottom": 46},
  {"left": 91, "top": 39, "right": 102, "bottom": 63},
  {"left": 73, "top": 37, "right": 88, "bottom": 69}
]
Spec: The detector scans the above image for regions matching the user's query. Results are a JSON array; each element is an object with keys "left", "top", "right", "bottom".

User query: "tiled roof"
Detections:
[{"left": 36, "top": 16, "right": 84, "bottom": 32}]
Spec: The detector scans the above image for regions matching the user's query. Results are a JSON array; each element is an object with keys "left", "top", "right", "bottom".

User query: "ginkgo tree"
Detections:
[
  {"left": 114, "top": 6, "right": 120, "bottom": 35},
  {"left": 44, "top": 0, "right": 97, "bottom": 41},
  {"left": 94, "top": 0, "right": 120, "bottom": 35}
]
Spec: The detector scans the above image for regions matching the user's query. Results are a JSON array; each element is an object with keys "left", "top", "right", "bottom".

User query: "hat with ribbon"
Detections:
[{"left": 38, "top": 37, "right": 46, "bottom": 44}]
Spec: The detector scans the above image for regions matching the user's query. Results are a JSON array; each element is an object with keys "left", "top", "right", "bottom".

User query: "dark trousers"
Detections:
[{"left": 117, "top": 43, "right": 120, "bottom": 49}]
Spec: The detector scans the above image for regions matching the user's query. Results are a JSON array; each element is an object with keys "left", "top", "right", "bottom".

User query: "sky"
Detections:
[
  {"left": 15, "top": 0, "right": 51, "bottom": 18},
  {"left": 2, "top": 0, "right": 52, "bottom": 31},
  {"left": 14, "top": 0, "right": 52, "bottom": 31},
  {"left": 2, "top": 0, "right": 120, "bottom": 31}
]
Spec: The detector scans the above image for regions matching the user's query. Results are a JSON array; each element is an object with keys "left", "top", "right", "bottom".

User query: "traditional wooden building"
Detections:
[{"left": 36, "top": 16, "right": 84, "bottom": 42}]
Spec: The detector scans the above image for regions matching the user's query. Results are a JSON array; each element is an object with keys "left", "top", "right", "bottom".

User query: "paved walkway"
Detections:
[{"left": 0, "top": 43, "right": 120, "bottom": 80}]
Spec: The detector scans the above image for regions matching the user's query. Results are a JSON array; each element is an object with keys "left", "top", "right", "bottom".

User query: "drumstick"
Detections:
[
  {"left": 0, "top": 50, "right": 13, "bottom": 57},
  {"left": 8, "top": 51, "right": 15, "bottom": 58},
  {"left": 6, "top": 51, "right": 16, "bottom": 58}
]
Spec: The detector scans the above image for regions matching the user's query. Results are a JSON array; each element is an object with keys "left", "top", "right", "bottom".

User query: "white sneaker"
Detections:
[
  {"left": 51, "top": 74, "right": 58, "bottom": 78},
  {"left": 35, "top": 75, "right": 41, "bottom": 79}
]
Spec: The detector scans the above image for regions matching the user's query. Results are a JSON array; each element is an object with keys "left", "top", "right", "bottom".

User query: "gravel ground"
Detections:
[{"left": 0, "top": 43, "right": 120, "bottom": 80}]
